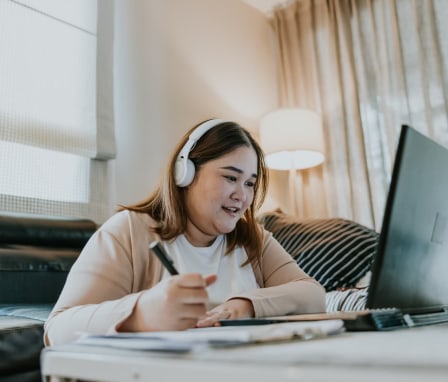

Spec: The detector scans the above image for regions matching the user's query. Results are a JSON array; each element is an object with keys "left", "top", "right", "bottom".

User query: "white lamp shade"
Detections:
[{"left": 259, "top": 108, "right": 325, "bottom": 170}]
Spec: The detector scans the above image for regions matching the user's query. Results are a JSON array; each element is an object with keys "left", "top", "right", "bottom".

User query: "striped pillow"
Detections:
[
  {"left": 326, "top": 289, "right": 368, "bottom": 312},
  {"left": 260, "top": 211, "right": 378, "bottom": 292}
]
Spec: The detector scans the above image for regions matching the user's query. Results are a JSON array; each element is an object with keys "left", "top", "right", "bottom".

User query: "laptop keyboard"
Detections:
[
  {"left": 344, "top": 308, "right": 448, "bottom": 331},
  {"left": 409, "top": 310, "right": 448, "bottom": 327},
  {"left": 369, "top": 310, "right": 408, "bottom": 330}
]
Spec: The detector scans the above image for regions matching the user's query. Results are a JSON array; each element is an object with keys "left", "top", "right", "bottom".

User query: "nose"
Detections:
[{"left": 231, "top": 183, "right": 247, "bottom": 203}]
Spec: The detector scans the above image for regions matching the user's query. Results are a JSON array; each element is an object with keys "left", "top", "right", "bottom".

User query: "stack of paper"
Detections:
[{"left": 75, "top": 319, "right": 344, "bottom": 353}]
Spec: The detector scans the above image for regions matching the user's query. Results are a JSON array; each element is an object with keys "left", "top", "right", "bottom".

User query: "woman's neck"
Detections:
[{"left": 183, "top": 227, "right": 217, "bottom": 247}]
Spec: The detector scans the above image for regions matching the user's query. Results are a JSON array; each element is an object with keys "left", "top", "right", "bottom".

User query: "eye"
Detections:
[
  {"left": 224, "top": 175, "right": 237, "bottom": 182},
  {"left": 245, "top": 181, "right": 255, "bottom": 188}
]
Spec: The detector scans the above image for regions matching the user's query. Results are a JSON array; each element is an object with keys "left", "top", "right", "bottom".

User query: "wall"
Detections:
[{"left": 113, "top": 0, "right": 278, "bottom": 206}]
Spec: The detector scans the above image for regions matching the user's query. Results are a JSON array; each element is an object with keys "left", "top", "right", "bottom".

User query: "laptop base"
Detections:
[{"left": 344, "top": 308, "right": 448, "bottom": 331}]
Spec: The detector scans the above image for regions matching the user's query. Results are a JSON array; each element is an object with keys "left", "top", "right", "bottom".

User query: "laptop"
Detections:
[
  {"left": 345, "top": 124, "right": 448, "bottom": 330},
  {"left": 221, "top": 125, "right": 448, "bottom": 331}
]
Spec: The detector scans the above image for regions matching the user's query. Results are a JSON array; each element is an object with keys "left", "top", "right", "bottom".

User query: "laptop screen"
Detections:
[{"left": 367, "top": 125, "right": 448, "bottom": 311}]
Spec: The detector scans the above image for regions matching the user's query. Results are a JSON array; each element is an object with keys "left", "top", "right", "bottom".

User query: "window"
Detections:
[
  {"left": 351, "top": 0, "right": 448, "bottom": 229},
  {"left": 0, "top": 0, "right": 115, "bottom": 223}
]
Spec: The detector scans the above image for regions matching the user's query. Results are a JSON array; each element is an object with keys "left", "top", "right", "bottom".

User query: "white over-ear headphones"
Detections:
[{"left": 174, "top": 119, "right": 225, "bottom": 187}]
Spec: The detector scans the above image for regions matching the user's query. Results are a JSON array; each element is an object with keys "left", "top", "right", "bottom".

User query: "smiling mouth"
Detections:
[{"left": 223, "top": 206, "right": 239, "bottom": 214}]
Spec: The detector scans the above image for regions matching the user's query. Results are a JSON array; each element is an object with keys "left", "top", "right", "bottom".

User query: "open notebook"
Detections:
[{"left": 222, "top": 125, "right": 448, "bottom": 331}]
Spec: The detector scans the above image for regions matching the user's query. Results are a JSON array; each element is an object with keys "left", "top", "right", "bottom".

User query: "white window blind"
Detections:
[{"left": 0, "top": 0, "right": 115, "bottom": 223}]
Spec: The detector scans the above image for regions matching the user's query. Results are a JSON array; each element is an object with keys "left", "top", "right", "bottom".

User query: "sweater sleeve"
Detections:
[
  {"left": 44, "top": 211, "right": 160, "bottom": 346},
  {"left": 229, "top": 228, "right": 326, "bottom": 317}
]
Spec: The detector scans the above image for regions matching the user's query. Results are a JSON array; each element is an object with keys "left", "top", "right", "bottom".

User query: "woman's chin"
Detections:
[
  {"left": 214, "top": 215, "right": 240, "bottom": 234},
  {"left": 218, "top": 224, "right": 237, "bottom": 234}
]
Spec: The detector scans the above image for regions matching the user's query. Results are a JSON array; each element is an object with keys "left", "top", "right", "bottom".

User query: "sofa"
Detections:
[{"left": 0, "top": 213, "right": 97, "bottom": 382}]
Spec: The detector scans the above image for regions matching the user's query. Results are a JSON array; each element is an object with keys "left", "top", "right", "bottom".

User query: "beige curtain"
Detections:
[{"left": 270, "top": 0, "right": 448, "bottom": 230}]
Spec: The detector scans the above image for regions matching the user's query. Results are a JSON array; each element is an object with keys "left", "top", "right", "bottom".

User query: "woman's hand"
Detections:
[
  {"left": 195, "top": 298, "right": 255, "bottom": 328},
  {"left": 119, "top": 273, "right": 217, "bottom": 332}
]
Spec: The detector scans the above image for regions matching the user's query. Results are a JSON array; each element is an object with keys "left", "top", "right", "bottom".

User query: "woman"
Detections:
[{"left": 44, "top": 119, "right": 325, "bottom": 346}]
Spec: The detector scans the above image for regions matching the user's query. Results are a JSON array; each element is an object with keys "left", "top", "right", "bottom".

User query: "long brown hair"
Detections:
[{"left": 121, "top": 120, "right": 268, "bottom": 265}]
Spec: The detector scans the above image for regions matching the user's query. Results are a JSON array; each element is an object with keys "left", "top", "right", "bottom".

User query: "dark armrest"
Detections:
[{"left": 0, "top": 213, "right": 97, "bottom": 248}]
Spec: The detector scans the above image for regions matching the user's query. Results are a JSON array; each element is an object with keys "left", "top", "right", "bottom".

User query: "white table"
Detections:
[{"left": 41, "top": 322, "right": 448, "bottom": 382}]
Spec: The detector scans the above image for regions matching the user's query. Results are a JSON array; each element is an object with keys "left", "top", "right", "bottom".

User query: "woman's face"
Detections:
[{"left": 183, "top": 145, "right": 258, "bottom": 247}]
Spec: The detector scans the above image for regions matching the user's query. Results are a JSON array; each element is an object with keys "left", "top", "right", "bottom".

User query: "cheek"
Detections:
[{"left": 196, "top": 183, "right": 225, "bottom": 207}]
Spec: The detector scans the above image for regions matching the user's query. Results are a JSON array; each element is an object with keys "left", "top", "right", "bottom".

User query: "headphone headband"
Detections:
[{"left": 174, "top": 119, "right": 226, "bottom": 187}]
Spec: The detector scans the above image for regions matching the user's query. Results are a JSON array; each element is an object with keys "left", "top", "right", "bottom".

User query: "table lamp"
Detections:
[{"left": 259, "top": 108, "right": 325, "bottom": 213}]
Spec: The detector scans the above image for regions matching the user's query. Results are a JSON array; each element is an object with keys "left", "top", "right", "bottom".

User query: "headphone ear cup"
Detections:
[
  {"left": 174, "top": 157, "right": 196, "bottom": 187},
  {"left": 183, "top": 159, "right": 196, "bottom": 187},
  {"left": 174, "top": 119, "right": 225, "bottom": 187}
]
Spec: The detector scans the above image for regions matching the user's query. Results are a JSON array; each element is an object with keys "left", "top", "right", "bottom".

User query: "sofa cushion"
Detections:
[
  {"left": 0, "top": 246, "right": 81, "bottom": 304},
  {"left": 0, "top": 213, "right": 97, "bottom": 304},
  {"left": 259, "top": 210, "right": 378, "bottom": 291},
  {"left": 0, "top": 304, "right": 52, "bottom": 376},
  {"left": 326, "top": 289, "right": 368, "bottom": 312}
]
